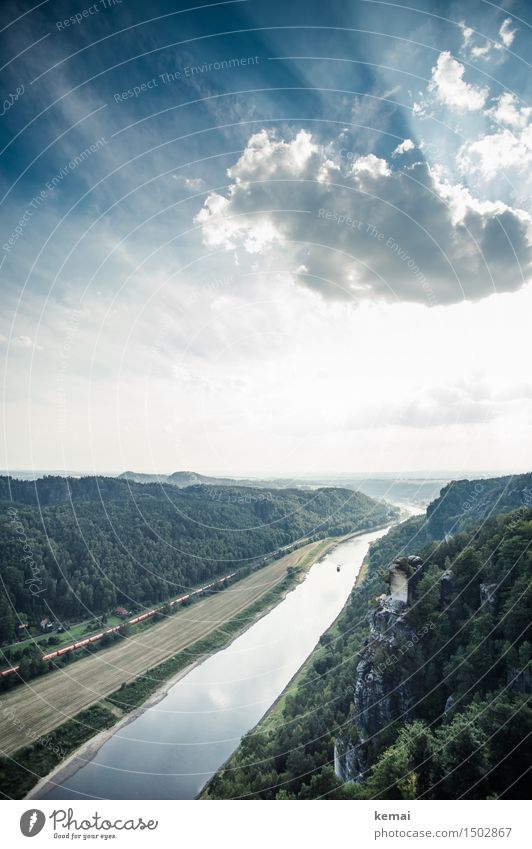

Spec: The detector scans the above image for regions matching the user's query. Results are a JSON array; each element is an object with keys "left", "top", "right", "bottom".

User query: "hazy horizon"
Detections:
[{"left": 1, "top": 465, "right": 528, "bottom": 480}]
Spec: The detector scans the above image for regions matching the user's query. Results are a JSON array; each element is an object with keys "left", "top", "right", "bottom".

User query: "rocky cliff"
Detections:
[{"left": 335, "top": 555, "right": 426, "bottom": 782}]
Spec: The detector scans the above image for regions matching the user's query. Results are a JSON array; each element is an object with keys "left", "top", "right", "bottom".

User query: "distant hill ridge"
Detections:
[
  {"left": 118, "top": 470, "right": 453, "bottom": 506},
  {"left": 119, "top": 469, "right": 300, "bottom": 489}
]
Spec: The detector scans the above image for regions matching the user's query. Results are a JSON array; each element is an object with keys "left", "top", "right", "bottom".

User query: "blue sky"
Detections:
[{"left": 1, "top": 0, "right": 531, "bottom": 475}]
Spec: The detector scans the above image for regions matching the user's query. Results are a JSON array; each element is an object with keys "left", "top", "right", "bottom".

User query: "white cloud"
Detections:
[
  {"left": 195, "top": 130, "right": 320, "bottom": 253},
  {"left": 227, "top": 128, "right": 317, "bottom": 182},
  {"left": 499, "top": 17, "right": 516, "bottom": 48},
  {"left": 350, "top": 153, "right": 390, "bottom": 177},
  {"left": 392, "top": 138, "right": 415, "bottom": 157},
  {"left": 428, "top": 51, "right": 488, "bottom": 111},
  {"left": 196, "top": 129, "right": 532, "bottom": 306},
  {"left": 0, "top": 334, "right": 36, "bottom": 349},
  {"left": 461, "top": 16, "right": 517, "bottom": 60},
  {"left": 487, "top": 92, "right": 532, "bottom": 129},
  {"left": 457, "top": 125, "right": 532, "bottom": 178},
  {"left": 458, "top": 91, "right": 532, "bottom": 181},
  {"left": 172, "top": 175, "right": 206, "bottom": 191},
  {"left": 471, "top": 43, "right": 492, "bottom": 59},
  {"left": 195, "top": 190, "right": 281, "bottom": 254},
  {"left": 430, "top": 167, "right": 514, "bottom": 223},
  {"left": 459, "top": 21, "right": 475, "bottom": 46}
]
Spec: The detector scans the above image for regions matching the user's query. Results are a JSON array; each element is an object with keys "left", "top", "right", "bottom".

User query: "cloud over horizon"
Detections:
[{"left": 196, "top": 129, "right": 531, "bottom": 306}]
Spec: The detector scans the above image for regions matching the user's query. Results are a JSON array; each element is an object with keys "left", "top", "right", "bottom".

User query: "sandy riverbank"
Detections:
[{"left": 26, "top": 658, "right": 201, "bottom": 799}]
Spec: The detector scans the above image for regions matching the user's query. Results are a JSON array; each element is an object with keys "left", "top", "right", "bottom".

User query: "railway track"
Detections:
[{"left": 1, "top": 572, "right": 236, "bottom": 678}]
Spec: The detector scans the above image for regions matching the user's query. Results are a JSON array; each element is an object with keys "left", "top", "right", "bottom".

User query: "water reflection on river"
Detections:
[{"left": 41, "top": 526, "right": 391, "bottom": 800}]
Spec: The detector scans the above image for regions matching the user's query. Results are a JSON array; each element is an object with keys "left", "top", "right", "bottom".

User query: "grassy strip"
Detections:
[
  {"left": 0, "top": 563, "right": 312, "bottom": 800},
  {"left": 0, "top": 704, "right": 118, "bottom": 800}
]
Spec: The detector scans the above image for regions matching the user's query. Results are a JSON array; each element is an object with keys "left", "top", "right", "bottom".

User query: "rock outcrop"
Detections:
[
  {"left": 388, "top": 555, "right": 423, "bottom": 605},
  {"left": 334, "top": 555, "right": 425, "bottom": 783},
  {"left": 507, "top": 667, "right": 532, "bottom": 694},
  {"left": 480, "top": 582, "right": 498, "bottom": 613}
]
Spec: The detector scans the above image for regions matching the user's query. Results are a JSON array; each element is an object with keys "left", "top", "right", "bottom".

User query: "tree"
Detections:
[
  {"left": 0, "top": 593, "right": 15, "bottom": 643},
  {"left": 436, "top": 707, "right": 489, "bottom": 799}
]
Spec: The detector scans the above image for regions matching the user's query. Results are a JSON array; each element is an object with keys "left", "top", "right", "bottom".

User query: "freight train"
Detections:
[{"left": 1, "top": 572, "right": 236, "bottom": 678}]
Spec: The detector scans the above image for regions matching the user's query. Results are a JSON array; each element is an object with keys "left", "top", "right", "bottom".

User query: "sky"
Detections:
[{"left": 0, "top": 0, "right": 531, "bottom": 477}]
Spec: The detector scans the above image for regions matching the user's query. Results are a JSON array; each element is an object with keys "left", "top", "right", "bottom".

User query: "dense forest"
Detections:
[
  {"left": 205, "top": 475, "right": 531, "bottom": 800},
  {"left": 0, "top": 475, "right": 395, "bottom": 644},
  {"left": 426, "top": 472, "right": 532, "bottom": 539}
]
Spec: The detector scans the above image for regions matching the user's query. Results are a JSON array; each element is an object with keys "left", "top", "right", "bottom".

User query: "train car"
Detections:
[
  {"left": 41, "top": 649, "right": 58, "bottom": 661},
  {"left": 129, "top": 610, "right": 153, "bottom": 625},
  {"left": 57, "top": 645, "right": 73, "bottom": 656},
  {"left": 89, "top": 632, "right": 104, "bottom": 643}
]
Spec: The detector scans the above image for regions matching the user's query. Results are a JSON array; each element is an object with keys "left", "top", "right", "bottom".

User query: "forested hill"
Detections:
[
  {"left": 0, "top": 476, "right": 396, "bottom": 641},
  {"left": 426, "top": 472, "right": 532, "bottom": 539}
]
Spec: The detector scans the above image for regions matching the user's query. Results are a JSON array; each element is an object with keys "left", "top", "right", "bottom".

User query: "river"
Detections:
[{"left": 39, "top": 524, "right": 396, "bottom": 800}]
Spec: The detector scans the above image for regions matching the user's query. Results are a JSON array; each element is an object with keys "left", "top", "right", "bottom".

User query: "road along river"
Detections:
[{"left": 38, "top": 525, "right": 392, "bottom": 800}]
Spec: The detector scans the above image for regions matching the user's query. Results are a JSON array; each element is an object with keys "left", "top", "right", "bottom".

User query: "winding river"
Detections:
[{"left": 39, "top": 525, "right": 394, "bottom": 800}]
